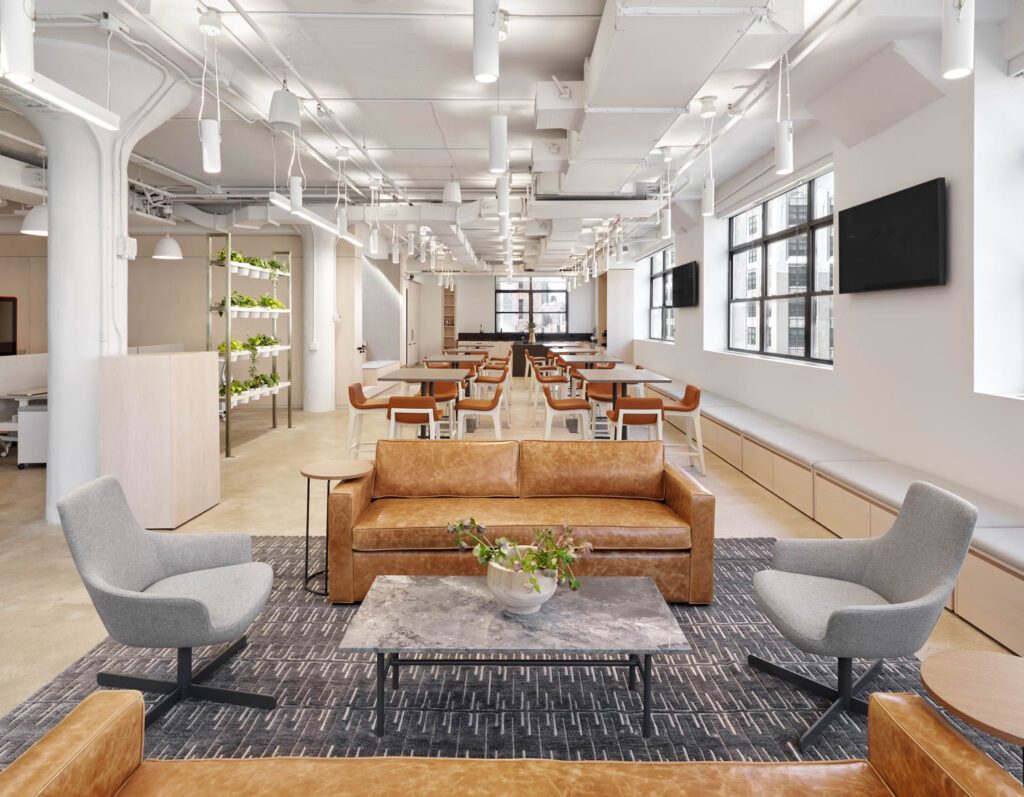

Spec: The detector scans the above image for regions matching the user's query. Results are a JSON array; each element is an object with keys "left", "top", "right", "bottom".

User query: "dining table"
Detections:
[{"left": 577, "top": 366, "right": 672, "bottom": 439}]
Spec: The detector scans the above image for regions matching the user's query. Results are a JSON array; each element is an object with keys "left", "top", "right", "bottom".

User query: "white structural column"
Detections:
[
  {"left": 335, "top": 239, "right": 365, "bottom": 406},
  {"left": 299, "top": 223, "right": 339, "bottom": 412},
  {"left": 24, "top": 38, "right": 189, "bottom": 521}
]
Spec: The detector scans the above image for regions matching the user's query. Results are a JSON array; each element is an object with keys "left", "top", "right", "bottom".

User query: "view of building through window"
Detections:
[
  {"left": 728, "top": 171, "right": 834, "bottom": 363},
  {"left": 643, "top": 246, "right": 675, "bottom": 341},
  {"left": 494, "top": 277, "right": 568, "bottom": 334}
]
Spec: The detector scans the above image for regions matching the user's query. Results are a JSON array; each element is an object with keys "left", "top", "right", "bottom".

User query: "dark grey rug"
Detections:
[{"left": 0, "top": 537, "right": 1019, "bottom": 778}]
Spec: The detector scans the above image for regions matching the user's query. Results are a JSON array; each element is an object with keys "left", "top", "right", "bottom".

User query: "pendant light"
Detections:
[
  {"left": 498, "top": 213, "right": 509, "bottom": 238},
  {"left": 420, "top": 230, "right": 428, "bottom": 263},
  {"left": 269, "top": 80, "right": 302, "bottom": 133},
  {"left": 489, "top": 114, "right": 507, "bottom": 174},
  {"left": 702, "top": 114, "right": 716, "bottom": 218},
  {"left": 473, "top": 0, "right": 499, "bottom": 83},
  {"left": 775, "top": 52, "right": 794, "bottom": 176},
  {"left": 442, "top": 179, "right": 462, "bottom": 205},
  {"left": 942, "top": 0, "right": 974, "bottom": 80},
  {"left": 369, "top": 226, "right": 380, "bottom": 255},
  {"left": 198, "top": 16, "right": 222, "bottom": 174},
  {"left": 496, "top": 175, "right": 510, "bottom": 216},
  {"left": 660, "top": 205, "right": 672, "bottom": 239},
  {"left": 391, "top": 228, "right": 400, "bottom": 264},
  {"left": 153, "top": 234, "right": 183, "bottom": 260},
  {"left": 20, "top": 203, "right": 47, "bottom": 236}
]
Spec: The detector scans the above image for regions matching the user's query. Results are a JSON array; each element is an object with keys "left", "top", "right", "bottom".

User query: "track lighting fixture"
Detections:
[
  {"left": 942, "top": 0, "right": 974, "bottom": 80},
  {"left": 473, "top": 0, "right": 500, "bottom": 83},
  {"left": 775, "top": 52, "right": 793, "bottom": 176},
  {"left": 498, "top": 9, "right": 510, "bottom": 42}
]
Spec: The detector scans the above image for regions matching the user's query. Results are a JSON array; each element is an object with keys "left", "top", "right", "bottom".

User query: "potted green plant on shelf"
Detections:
[{"left": 447, "top": 519, "right": 592, "bottom": 615}]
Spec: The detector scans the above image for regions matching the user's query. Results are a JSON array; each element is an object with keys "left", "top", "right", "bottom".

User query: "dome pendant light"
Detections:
[
  {"left": 489, "top": 114, "right": 508, "bottom": 174},
  {"left": 473, "top": 0, "right": 500, "bottom": 83},
  {"left": 153, "top": 234, "right": 183, "bottom": 260},
  {"left": 942, "top": 0, "right": 974, "bottom": 80},
  {"left": 775, "top": 52, "right": 794, "bottom": 176},
  {"left": 20, "top": 202, "right": 47, "bottom": 236}
]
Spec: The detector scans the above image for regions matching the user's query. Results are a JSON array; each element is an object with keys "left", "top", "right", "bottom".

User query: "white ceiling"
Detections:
[{"left": 1, "top": 0, "right": 1010, "bottom": 271}]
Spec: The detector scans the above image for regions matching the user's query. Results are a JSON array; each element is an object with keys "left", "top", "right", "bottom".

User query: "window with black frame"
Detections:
[
  {"left": 646, "top": 246, "right": 675, "bottom": 341},
  {"left": 494, "top": 276, "right": 568, "bottom": 334},
  {"left": 728, "top": 171, "right": 834, "bottom": 363}
]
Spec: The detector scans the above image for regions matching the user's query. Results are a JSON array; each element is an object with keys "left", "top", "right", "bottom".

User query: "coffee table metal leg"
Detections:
[
  {"left": 628, "top": 654, "right": 637, "bottom": 691},
  {"left": 392, "top": 654, "right": 400, "bottom": 688},
  {"left": 375, "top": 652, "right": 386, "bottom": 736},
  {"left": 303, "top": 478, "right": 328, "bottom": 596},
  {"left": 642, "top": 654, "right": 653, "bottom": 738}
]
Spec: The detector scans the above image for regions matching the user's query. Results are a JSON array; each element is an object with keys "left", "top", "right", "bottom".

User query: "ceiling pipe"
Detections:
[
  {"left": 220, "top": 0, "right": 409, "bottom": 203},
  {"left": 113, "top": 0, "right": 366, "bottom": 199}
]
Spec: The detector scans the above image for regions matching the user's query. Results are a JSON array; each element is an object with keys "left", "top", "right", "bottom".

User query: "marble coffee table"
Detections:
[{"left": 338, "top": 575, "right": 691, "bottom": 737}]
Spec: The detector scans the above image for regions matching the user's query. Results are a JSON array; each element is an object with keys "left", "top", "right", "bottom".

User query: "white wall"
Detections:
[
  {"left": 362, "top": 259, "right": 401, "bottom": 361},
  {"left": 455, "top": 275, "right": 495, "bottom": 333},
  {"left": 633, "top": 29, "right": 1024, "bottom": 506}
]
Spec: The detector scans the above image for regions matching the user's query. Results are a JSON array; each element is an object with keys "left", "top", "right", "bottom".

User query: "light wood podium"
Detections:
[{"left": 101, "top": 352, "right": 220, "bottom": 529}]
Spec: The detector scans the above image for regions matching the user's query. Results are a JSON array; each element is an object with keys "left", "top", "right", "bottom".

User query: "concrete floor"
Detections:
[{"left": 0, "top": 378, "right": 1004, "bottom": 716}]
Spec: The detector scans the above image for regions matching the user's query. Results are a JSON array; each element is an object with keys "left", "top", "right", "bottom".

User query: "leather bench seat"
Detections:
[
  {"left": 353, "top": 497, "right": 691, "bottom": 551},
  {"left": 970, "top": 526, "right": 1024, "bottom": 571},
  {"left": 741, "top": 426, "right": 884, "bottom": 467},
  {"left": 815, "top": 460, "right": 1024, "bottom": 528}
]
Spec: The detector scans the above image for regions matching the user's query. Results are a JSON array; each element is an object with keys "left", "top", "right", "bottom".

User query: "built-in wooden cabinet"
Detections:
[
  {"left": 100, "top": 352, "right": 220, "bottom": 529},
  {"left": 442, "top": 288, "right": 456, "bottom": 350}
]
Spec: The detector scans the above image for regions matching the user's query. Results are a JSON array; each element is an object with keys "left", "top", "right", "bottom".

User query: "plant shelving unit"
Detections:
[{"left": 206, "top": 232, "right": 293, "bottom": 458}]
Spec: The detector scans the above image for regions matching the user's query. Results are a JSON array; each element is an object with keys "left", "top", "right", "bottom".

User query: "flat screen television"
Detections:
[
  {"left": 838, "top": 177, "right": 947, "bottom": 294},
  {"left": 670, "top": 261, "right": 699, "bottom": 307}
]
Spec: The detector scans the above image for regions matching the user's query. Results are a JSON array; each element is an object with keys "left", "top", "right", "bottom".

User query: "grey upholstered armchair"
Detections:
[
  {"left": 749, "top": 481, "right": 977, "bottom": 749},
  {"left": 57, "top": 476, "right": 276, "bottom": 726}
]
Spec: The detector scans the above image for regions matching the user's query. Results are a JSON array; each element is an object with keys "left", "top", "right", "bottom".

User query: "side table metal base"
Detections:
[{"left": 303, "top": 477, "right": 329, "bottom": 596}]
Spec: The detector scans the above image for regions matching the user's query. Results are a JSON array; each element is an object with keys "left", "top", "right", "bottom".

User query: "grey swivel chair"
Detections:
[
  {"left": 57, "top": 476, "right": 277, "bottom": 726},
  {"left": 749, "top": 481, "right": 977, "bottom": 749}
]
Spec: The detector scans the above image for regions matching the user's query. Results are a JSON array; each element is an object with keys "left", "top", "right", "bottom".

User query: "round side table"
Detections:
[
  {"left": 300, "top": 460, "right": 373, "bottom": 596},
  {"left": 921, "top": 650, "right": 1024, "bottom": 783}
]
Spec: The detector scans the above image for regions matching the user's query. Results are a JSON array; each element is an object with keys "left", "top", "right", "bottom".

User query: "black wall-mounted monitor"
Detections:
[
  {"left": 671, "top": 261, "right": 699, "bottom": 308},
  {"left": 838, "top": 178, "right": 947, "bottom": 294}
]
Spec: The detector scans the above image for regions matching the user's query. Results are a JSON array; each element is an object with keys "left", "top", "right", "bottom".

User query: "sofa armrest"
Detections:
[
  {"left": 868, "top": 693, "right": 1023, "bottom": 796},
  {"left": 663, "top": 463, "right": 715, "bottom": 603},
  {"left": 328, "top": 470, "right": 375, "bottom": 603},
  {"left": 0, "top": 691, "right": 144, "bottom": 797}
]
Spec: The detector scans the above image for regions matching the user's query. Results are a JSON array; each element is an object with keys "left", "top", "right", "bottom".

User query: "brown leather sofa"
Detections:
[
  {"left": 326, "top": 439, "right": 715, "bottom": 604},
  {"left": 1, "top": 690, "right": 1020, "bottom": 796}
]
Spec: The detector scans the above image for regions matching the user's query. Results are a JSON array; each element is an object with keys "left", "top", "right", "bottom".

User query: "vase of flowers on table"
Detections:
[
  {"left": 447, "top": 519, "right": 592, "bottom": 615},
  {"left": 527, "top": 321, "right": 537, "bottom": 344}
]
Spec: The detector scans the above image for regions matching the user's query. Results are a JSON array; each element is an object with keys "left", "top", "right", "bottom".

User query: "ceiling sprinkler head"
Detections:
[{"left": 699, "top": 96, "right": 718, "bottom": 119}]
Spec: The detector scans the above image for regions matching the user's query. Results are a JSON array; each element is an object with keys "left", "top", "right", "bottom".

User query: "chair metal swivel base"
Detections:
[
  {"left": 97, "top": 637, "right": 277, "bottom": 727},
  {"left": 748, "top": 654, "right": 884, "bottom": 750}
]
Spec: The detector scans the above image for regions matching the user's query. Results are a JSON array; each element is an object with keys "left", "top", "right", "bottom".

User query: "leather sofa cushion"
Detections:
[
  {"left": 372, "top": 440, "right": 519, "bottom": 498},
  {"left": 116, "top": 757, "right": 892, "bottom": 797},
  {"left": 815, "top": 460, "right": 1024, "bottom": 528},
  {"left": 519, "top": 440, "right": 665, "bottom": 500},
  {"left": 352, "top": 497, "right": 691, "bottom": 551}
]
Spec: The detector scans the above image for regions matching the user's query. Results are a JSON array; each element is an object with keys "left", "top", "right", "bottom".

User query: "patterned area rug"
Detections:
[{"left": 0, "top": 537, "right": 1019, "bottom": 777}]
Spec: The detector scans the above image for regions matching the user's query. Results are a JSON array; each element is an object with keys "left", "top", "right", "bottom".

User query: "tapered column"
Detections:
[{"left": 24, "top": 38, "right": 189, "bottom": 521}]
